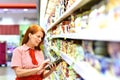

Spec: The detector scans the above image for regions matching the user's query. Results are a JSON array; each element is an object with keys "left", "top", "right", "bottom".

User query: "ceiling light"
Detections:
[
  {"left": 23, "top": 9, "right": 28, "bottom": 11},
  {"left": 3, "top": 8, "right": 8, "bottom": 11}
]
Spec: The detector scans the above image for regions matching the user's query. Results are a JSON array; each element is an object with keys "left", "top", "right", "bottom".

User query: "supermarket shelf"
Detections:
[
  {"left": 60, "top": 52, "right": 118, "bottom": 80},
  {"left": 50, "top": 47, "right": 75, "bottom": 65},
  {"left": 49, "top": 47, "right": 119, "bottom": 80},
  {"left": 45, "top": 0, "right": 120, "bottom": 79},
  {"left": 45, "top": 46, "right": 56, "bottom": 61},
  {"left": 59, "top": 52, "right": 103, "bottom": 80},
  {"left": 73, "top": 61, "right": 118, "bottom": 80},
  {"left": 53, "top": 72, "right": 60, "bottom": 80},
  {"left": 60, "top": 52, "right": 74, "bottom": 66},
  {"left": 47, "top": 0, "right": 91, "bottom": 31},
  {"left": 42, "top": 0, "right": 49, "bottom": 18},
  {"left": 50, "top": 47, "right": 59, "bottom": 53},
  {"left": 50, "top": 30, "right": 120, "bottom": 42},
  {"left": 46, "top": 51, "right": 55, "bottom": 61},
  {"left": 50, "top": 46, "right": 60, "bottom": 56}
]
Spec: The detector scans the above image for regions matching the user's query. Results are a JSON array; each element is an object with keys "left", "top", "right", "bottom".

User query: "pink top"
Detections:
[{"left": 11, "top": 44, "right": 44, "bottom": 75}]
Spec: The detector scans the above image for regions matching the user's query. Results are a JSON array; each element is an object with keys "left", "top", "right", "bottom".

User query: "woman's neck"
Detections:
[{"left": 26, "top": 41, "right": 34, "bottom": 49}]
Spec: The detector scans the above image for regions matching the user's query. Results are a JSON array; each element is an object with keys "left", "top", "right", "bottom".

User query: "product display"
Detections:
[
  {"left": 45, "top": 57, "right": 63, "bottom": 70},
  {"left": 43, "top": 0, "right": 120, "bottom": 79}
]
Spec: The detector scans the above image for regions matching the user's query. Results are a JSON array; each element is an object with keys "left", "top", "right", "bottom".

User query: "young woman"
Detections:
[{"left": 11, "top": 24, "right": 56, "bottom": 80}]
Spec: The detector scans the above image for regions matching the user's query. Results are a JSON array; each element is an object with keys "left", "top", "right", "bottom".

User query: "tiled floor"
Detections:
[{"left": 0, "top": 62, "right": 16, "bottom": 80}]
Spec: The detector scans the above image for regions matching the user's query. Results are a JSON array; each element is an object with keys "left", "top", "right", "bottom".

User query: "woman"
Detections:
[{"left": 11, "top": 24, "right": 56, "bottom": 80}]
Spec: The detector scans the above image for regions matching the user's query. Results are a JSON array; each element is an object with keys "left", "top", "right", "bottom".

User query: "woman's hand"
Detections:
[
  {"left": 42, "top": 61, "right": 59, "bottom": 78},
  {"left": 41, "top": 59, "right": 50, "bottom": 68},
  {"left": 37, "top": 59, "right": 50, "bottom": 72},
  {"left": 48, "top": 63, "right": 57, "bottom": 71},
  {"left": 51, "top": 63, "right": 57, "bottom": 71}
]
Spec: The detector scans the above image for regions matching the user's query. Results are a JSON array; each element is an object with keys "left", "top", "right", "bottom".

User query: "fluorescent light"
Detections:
[
  {"left": 3, "top": 8, "right": 8, "bottom": 11},
  {"left": 24, "top": 9, "right": 28, "bottom": 11}
]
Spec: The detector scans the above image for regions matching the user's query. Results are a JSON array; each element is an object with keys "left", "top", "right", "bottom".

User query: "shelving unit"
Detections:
[
  {"left": 50, "top": 47, "right": 118, "bottom": 80},
  {"left": 47, "top": 0, "right": 91, "bottom": 31},
  {"left": 50, "top": 30, "right": 120, "bottom": 42},
  {"left": 41, "top": 0, "right": 120, "bottom": 80}
]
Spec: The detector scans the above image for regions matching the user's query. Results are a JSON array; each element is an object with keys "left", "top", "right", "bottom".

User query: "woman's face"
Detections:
[{"left": 29, "top": 30, "right": 44, "bottom": 47}]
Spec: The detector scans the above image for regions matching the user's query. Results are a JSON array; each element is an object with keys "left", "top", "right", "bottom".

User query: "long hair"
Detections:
[{"left": 22, "top": 24, "right": 45, "bottom": 50}]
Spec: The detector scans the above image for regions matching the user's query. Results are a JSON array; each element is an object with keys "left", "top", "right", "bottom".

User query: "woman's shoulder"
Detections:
[
  {"left": 13, "top": 45, "right": 25, "bottom": 52},
  {"left": 14, "top": 45, "right": 22, "bottom": 49}
]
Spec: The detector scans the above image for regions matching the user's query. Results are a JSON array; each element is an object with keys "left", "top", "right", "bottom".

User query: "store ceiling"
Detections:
[{"left": 0, "top": 0, "right": 38, "bottom": 24}]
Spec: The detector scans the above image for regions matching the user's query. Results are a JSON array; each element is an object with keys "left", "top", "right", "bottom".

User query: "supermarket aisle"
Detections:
[{"left": 0, "top": 62, "right": 16, "bottom": 80}]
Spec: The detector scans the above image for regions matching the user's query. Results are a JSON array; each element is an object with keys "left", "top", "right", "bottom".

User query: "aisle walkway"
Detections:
[{"left": 0, "top": 62, "right": 16, "bottom": 80}]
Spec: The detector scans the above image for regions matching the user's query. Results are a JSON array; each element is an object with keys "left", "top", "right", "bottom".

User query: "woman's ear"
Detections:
[{"left": 28, "top": 33, "right": 32, "bottom": 38}]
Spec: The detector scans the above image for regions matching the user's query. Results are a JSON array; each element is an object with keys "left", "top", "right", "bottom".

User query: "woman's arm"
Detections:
[
  {"left": 13, "top": 59, "right": 50, "bottom": 78},
  {"left": 42, "top": 63, "right": 57, "bottom": 78},
  {"left": 13, "top": 66, "right": 44, "bottom": 77}
]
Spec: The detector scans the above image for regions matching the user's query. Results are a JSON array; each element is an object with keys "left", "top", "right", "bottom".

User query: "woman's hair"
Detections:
[{"left": 22, "top": 24, "right": 45, "bottom": 50}]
